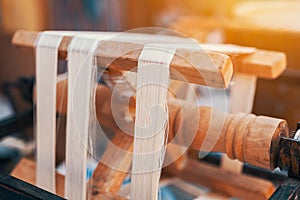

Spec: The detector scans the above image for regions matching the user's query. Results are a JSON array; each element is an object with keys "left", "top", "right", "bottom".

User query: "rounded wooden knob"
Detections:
[{"left": 225, "top": 114, "right": 288, "bottom": 169}]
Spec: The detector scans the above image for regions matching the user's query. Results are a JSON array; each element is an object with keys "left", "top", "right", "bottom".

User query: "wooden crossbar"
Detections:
[{"left": 12, "top": 30, "right": 234, "bottom": 88}]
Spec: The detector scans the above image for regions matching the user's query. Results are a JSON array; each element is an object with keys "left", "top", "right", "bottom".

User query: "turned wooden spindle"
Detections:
[
  {"left": 168, "top": 102, "right": 289, "bottom": 169},
  {"left": 50, "top": 80, "right": 289, "bottom": 171}
]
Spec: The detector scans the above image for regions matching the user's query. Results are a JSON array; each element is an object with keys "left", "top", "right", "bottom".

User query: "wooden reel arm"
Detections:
[
  {"left": 12, "top": 30, "right": 287, "bottom": 87},
  {"left": 12, "top": 30, "right": 233, "bottom": 88},
  {"left": 20, "top": 29, "right": 287, "bottom": 197}
]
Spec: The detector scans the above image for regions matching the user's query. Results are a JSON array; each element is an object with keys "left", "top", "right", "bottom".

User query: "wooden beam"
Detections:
[{"left": 12, "top": 30, "right": 233, "bottom": 88}]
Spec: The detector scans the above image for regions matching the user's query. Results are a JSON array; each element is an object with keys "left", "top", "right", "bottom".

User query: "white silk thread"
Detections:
[
  {"left": 35, "top": 32, "right": 65, "bottom": 193},
  {"left": 130, "top": 44, "right": 175, "bottom": 200}
]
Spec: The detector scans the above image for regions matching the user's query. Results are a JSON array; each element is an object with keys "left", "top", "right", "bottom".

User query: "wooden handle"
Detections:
[
  {"left": 12, "top": 30, "right": 233, "bottom": 88},
  {"left": 168, "top": 102, "right": 289, "bottom": 169},
  {"left": 51, "top": 80, "right": 289, "bottom": 170}
]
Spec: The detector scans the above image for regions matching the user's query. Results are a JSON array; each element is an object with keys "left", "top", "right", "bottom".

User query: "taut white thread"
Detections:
[
  {"left": 131, "top": 44, "right": 175, "bottom": 200},
  {"left": 35, "top": 32, "right": 65, "bottom": 193}
]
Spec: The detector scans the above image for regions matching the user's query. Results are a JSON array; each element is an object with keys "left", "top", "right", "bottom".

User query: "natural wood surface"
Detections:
[
  {"left": 230, "top": 49, "right": 286, "bottom": 79},
  {"left": 12, "top": 30, "right": 233, "bottom": 88},
  {"left": 169, "top": 101, "right": 288, "bottom": 169},
  {"left": 16, "top": 29, "right": 289, "bottom": 198},
  {"left": 11, "top": 158, "right": 128, "bottom": 200},
  {"left": 169, "top": 158, "right": 275, "bottom": 200}
]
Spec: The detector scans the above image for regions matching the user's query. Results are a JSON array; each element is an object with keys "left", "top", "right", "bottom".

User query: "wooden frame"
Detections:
[{"left": 10, "top": 30, "right": 289, "bottom": 200}]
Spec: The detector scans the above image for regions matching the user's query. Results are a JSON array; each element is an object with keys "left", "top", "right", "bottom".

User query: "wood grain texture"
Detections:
[{"left": 12, "top": 30, "right": 233, "bottom": 88}]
